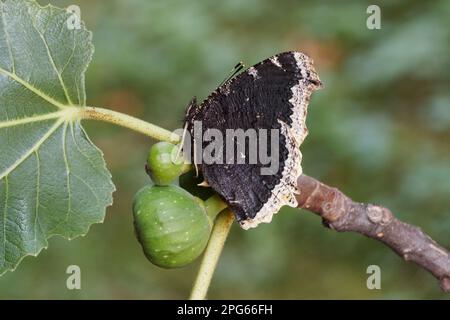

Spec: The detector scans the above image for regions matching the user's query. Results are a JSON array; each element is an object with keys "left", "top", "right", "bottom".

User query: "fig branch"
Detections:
[
  {"left": 296, "top": 175, "right": 450, "bottom": 293},
  {"left": 81, "top": 107, "right": 179, "bottom": 143},
  {"left": 190, "top": 209, "right": 234, "bottom": 300},
  {"left": 80, "top": 106, "right": 449, "bottom": 295},
  {"left": 80, "top": 107, "right": 234, "bottom": 299}
]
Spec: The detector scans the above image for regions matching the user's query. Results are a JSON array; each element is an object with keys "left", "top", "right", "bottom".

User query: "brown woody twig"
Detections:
[{"left": 296, "top": 174, "right": 450, "bottom": 293}]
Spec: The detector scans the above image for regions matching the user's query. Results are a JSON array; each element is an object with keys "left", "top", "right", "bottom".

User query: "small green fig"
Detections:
[
  {"left": 146, "top": 142, "right": 184, "bottom": 186},
  {"left": 133, "top": 184, "right": 212, "bottom": 268}
]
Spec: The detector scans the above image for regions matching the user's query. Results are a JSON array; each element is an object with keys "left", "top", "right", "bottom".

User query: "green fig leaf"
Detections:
[{"left": 0, "top": 0, "right": 114, "bottom": 275}]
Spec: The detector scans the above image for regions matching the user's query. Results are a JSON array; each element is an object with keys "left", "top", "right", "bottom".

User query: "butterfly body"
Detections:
[{"left": 184, "top": 51, "right": 321, "bottom": 229}]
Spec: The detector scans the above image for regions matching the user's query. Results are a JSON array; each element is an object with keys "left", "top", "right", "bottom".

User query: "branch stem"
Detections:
[
  {"left": 296, "top": 174, "right": 450, "bottom": 293},
  {"left": 77, "top": 106, "right": 449, "bottom": 294},
  {"left": 190, "top": 210, "right": 234, "bottom": 300},
  {"left": 205, "top": 195, "right": 228, "bottom": 221},
  {"left": 79, "top": 106, "right": 236, "bottom": 298},
  {"left": 81, "top": 106, "right": 180, "bottom": 143}
]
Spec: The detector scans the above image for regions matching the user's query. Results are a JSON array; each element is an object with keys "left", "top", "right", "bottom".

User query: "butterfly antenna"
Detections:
[{"left": 219, "top": 61, "right": 245, "bottom": 87}]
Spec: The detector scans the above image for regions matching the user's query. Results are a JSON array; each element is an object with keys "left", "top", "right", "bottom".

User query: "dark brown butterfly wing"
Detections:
[{"left": 185, "top": 51, "right": 321, "bottom": 229}]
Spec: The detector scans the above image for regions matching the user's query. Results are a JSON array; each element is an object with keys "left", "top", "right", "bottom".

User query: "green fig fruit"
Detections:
[
  {"left": 133, "top": 184, "right": 212, "bottom": 268},
  {"left": 146, "top": 142, "right": 184, "bottom": 186}
]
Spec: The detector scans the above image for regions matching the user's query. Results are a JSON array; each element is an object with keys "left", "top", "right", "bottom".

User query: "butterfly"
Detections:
[{"left": 183, "top": 51, "right": 322, "bottom": 229}]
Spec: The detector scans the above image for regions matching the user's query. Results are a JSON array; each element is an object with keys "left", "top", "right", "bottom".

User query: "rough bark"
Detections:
[{"left": 296, "top": 174, "right": 450, "bottom": 293}]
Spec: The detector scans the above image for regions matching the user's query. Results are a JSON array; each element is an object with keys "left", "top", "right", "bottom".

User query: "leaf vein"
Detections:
[
  {"left": 0, "top": 3, "right": 15, "bottom": 73},
  {"left": 61, "top": 122, "right": 72, "bottom": 227},
  {"left": 1, "top": 176, "right": 8, "bottom": 268},
  {"left": 0, "top": 111, "right": 64, "bottom": 129},
  {"left": 60, "top": 30, "right": 76, "bottom": 77},
  {"left": 28, "top": 12, "right": 74, "bottom": 106},
  {"left": 71, "top": 173, "right": 100, "bottom": 207},
  {"left": 33, "top": 151, "right": 40, "bottom": 254},
  {"left": 0, "top": 119, "right": 64, "bottom": 180},
  {"left": 70, "top": 122, "right": 109, "bottom": 180},
  {"left": 0, "top": 67, "right": 68, "bottom": 110}
]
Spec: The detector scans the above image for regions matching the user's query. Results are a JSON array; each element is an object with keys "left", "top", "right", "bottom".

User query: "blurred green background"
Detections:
[{"left": 1, "top": 0, "right": 449, "bottom": 299}]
